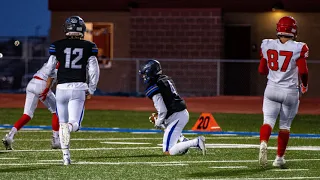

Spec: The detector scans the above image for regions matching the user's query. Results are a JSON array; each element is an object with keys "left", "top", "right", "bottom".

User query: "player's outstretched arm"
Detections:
[{"left": 87, "top": 56, "right": 100, "bottom": 98}]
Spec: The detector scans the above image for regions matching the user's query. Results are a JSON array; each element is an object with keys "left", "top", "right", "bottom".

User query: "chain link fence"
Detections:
[
  {"left": 1, "top": 56, "right": 320, "bottom": 97},
  {"left": 1, "top": 36, "right": 319, "bottom": 97}
]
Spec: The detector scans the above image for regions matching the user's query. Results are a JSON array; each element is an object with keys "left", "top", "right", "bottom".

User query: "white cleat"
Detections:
[
  {"left": 197, "top": 136, "right": 206, "bottom": 155},
  {"left": 51, "top": 136, "right": 61, "bottom": 149},
  {"left": 273, "top": 156, "right": 286, "bottom": 168},
  {"left": 2, "top": 134, "right": 13, "bottom": 150},
  {"left": 259, "top": 141, "right": 268, "bottom": 168},
  {"left": 63, "top": 155, "right": 71, "bottom": 166}
]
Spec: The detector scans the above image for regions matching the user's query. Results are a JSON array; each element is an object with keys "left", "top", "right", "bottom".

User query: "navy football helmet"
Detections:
[
  {"left": 139, "top": 60, "right": 162, "bottom": 83},
  {"left": 63, "top": 16, "right": 86, "bottom": 38}
]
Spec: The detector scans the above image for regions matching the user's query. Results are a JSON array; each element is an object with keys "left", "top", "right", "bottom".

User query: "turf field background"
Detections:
[{"left": 0, "top": 108, "right": 320, "bottom": 180}]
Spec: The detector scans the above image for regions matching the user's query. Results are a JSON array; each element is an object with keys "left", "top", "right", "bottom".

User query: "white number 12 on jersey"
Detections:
[{"left": 64, "top": 48, "right": 83, "bottom": 69}]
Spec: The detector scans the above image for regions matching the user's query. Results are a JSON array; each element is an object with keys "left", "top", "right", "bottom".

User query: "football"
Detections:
[{"left": 149, "top": 113, "right": 158, "bottom": 124}]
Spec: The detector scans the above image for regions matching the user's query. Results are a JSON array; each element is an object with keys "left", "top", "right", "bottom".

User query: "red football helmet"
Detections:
[{"left": 276, "top": 16, "right": 298, "bottom": 38}]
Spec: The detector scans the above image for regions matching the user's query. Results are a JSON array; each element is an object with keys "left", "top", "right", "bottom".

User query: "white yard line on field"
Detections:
[
  {"left": 183, "top": 177, "right": 320, "bottom": 180},
  {"left": 270, "top": 169, "right": 309, "bottom": 172},
  {"left": 205, "top": 144, "right": 320, "bottom": 151},
  {"left": 151, "top": 163, "right": 188, "bottom": 166},
  {"left": 0, "top": 130, "right": 52, "bottom": 133},
  {"left": 208, "top": 166, "right": 248, "bottom": 169},
  {"left": 14, "top": 138, "right": 163, "bottom": 141},
  {"left": 0, "top": 158, "right": 19, "bottom": 160},
  {"left": 0, "top": 159, "right": 318, "bottom": 166},
  {"left": 0, "top": 147, "right": 162, "bottom": 153},
  {"left": 131, "top": 132, "right": 159, "bottom": 134},
  {"left": 100, "top": 142, "right": 152, "bottom": 145},
  {"left": 38, "top": 160, "right": 65, "bottom": 162}
]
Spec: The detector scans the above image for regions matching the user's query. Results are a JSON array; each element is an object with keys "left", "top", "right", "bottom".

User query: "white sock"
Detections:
[
  {"left": 178, "top": 134, "right": 189, "bottom": 142},
  {"left": 9, "top": 127, "right": 17, "bottom": 138},
  {"left": 53, "top": 131, "right": 59, "bottom": 138},
  {"left": 59, "top": 123, "right": 70, "bottom": 149},
  {"left": 169, "top": 138, "right": 198, "bottom": 155},
  {"left": 62, "top": 149, "right": 70, "bottom": 158}
]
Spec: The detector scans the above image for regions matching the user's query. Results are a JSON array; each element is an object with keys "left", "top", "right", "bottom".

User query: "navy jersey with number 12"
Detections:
[{"left": 49, "top": 39, "right": 98, "bottom": 84}]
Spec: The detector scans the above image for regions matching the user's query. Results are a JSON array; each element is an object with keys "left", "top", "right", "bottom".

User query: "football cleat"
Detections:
[
  {"left": 259, "top": 141, "right": 268, "bottom": 168},
  {"left": 2, "top": 134, "right": 13, "bottom": 150},
  {"left": 273, "top": 156, "right": 286, "bottom": 168},
  {"left": 197, "top": 136, "right": 206, "bottom": 155},
  {"left": 63, "top": 155, "right": 71, "bottom": 166},
  {"left": 51, "top": 136, "right": 61, "bottom": 149}
]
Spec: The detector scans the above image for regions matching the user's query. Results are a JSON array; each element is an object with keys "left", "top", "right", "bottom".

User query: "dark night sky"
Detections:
[{"left": 0, "top": 0, "right": 50, "bottom": 37}]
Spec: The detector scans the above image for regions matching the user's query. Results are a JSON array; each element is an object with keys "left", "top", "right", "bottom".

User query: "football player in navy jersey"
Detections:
[
  {"left": 43, "top": 16, "right": 100, "bottom": 165},
  {"left": 140, "top": 60, "right": 206, "bottom": 155}
]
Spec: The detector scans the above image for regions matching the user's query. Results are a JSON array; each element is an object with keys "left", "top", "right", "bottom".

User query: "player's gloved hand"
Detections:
[
  {"left": 149, "top": 113, "right": 158, "bottom": 124},
  {"left": 39, "top": 88, "right": 49, "bottom": 101},
  {"left": 300, "top": 84, "right": 308, "bottom": 94},
  {"left": 85, "top": 91, "right": 92, "bottom": 100},
  {"left": 154, "top": 118, "right": 164, "bottom": 130}
]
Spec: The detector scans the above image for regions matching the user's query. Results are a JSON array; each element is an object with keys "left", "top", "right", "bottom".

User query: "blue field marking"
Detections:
[{"left": 0, "top": 125, "right": 320, "bottom": 138}]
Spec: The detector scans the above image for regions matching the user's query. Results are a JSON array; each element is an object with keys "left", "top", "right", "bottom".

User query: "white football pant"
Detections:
[
  {"left": 24, "top": 78, "right": 56, "bottom": 118},
  {"left": 263, "top": 85, "right": 300, "bottom": 130},
  {"left": 163, "top": 109, "right": 198, "bottom": 155},
  {"left": 56, "top": 88, "right": 85, "bottom": 132}
]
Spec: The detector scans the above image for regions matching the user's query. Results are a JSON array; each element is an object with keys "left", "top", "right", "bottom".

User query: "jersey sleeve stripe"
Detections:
[
  {"left": 146, "top": 84, "right": 158, "bottom": 91},
  {"left": 146, "top": 86, "right": 159, "bottom": 97}
]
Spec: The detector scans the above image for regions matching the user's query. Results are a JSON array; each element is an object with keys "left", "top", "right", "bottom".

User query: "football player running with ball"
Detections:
[
  {"left": 43, "top": 16, "right": 100, "bottom": 165},
  {"left": 140, "top": 60, "right": 206, "bottom": 156},
  {"left": 258, "top": 16, "right": 309, "bottom": 168}
]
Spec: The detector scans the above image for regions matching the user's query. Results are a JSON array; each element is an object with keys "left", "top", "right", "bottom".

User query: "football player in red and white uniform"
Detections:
[
  {"left": 258, "top": 16, "right": 309, "bottom": 168},
  {"left": 2, "top": 63, "right": 61, "bottom": 150}
]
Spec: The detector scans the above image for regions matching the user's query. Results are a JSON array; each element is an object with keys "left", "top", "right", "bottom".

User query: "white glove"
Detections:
[{"left": 154, "top": 118, "right": 165, "bottom": 129}]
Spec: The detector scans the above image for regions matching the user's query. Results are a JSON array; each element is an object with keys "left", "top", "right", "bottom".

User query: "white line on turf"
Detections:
[
  {"left": 270, "top": 169, "right": 309, "bottom": 172},
  {"left": 182, "top": 177, "right": 320, "bottom": 180},
  {"left": 13, "top": 138, "right": 163, "bottom": 141},
  {"left": 38, "top": 160, "right": 64, "bottom": 162},
  {"left": 151, "top": 164, "right": 188, "bottom": 166},
  {"left": 0, "top": 158, "right": 19, "bottom": 160},
  {"left": 0, "top": 159, "right": 318, "bottom": 166},
  {"left": 0, "top": 147, "right": 162, "bottom": 152},
  {"left": 131, "top": 132, "right": 159, "bottom": 134},
  {"left": 204, "top": 144, "right": 320, "bottom": 151},
  {"left": 100, "top": 142, "right": 152, "bottom": 145},
  {"left": 208, "top": 166, "right": 248, "bottom": 169}
]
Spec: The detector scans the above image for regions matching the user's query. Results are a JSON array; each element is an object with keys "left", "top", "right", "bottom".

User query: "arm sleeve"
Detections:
[
  {"left": 145, "top": 84, "right": 160, "bottom": 99},
  {"left": 48, "top": 43, "right": 56, "bottom": 55},
  {"left": 296, "top": 44, "right": 309, "bottom": 86},
  {"left": 44, "top": 55, "right": 58, "bottom": 77},
  {"left": 87, "top": 56, "right": 100, "bottom": 94},
  {"left": 152, "top": 93, "right": 168, "bottom": 124},
  {"left": 258, "top": 47, "right": 269, "bottom": 75},
  {"left": 91, "top": 43, "right": 99, "bottom": 56}
]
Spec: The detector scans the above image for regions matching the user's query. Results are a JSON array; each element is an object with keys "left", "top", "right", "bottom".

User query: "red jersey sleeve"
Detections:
[
  {"left": 258, "top": 49, "right": 269, "bottom": 75},
  {"left": 296, "top": 44, "right": 309, "bottom": 86}
]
